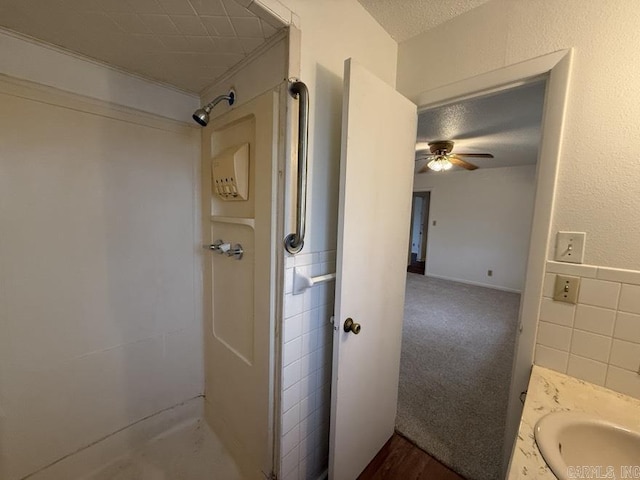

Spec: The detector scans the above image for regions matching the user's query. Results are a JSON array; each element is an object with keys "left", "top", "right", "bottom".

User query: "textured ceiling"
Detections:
[
  {"left": 0, "top": 0, "right": 285, "bottom": 93},
  {"left": 415, "top": 81, "right": 546, "bottom": 173},
  {"left": 358, "top": 0, "right": 491, "bottom": 42}
]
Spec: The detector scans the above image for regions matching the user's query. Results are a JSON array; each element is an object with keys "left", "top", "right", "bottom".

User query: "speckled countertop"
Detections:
[{"left": 507, "top": 365, "right": 640, "bottom": 479}]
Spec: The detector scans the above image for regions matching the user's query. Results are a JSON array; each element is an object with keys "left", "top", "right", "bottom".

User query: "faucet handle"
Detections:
[
  {"left": 226, "top": 244, "right": 243, "bottom": 260},
  {"left": 206, "top": 239, "right": 229, "bottom": 254}
]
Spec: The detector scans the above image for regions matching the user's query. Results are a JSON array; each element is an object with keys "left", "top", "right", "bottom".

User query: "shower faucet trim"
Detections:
[{"left": 204, "top": 240, "right": 243, "bottom": 260}]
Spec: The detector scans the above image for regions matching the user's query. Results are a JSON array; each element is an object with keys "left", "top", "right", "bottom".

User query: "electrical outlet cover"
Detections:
[
  {"left": 553, "top": 275, "right": 580, "bottom": 304},
  {"left": 554, "top": 231, "right": 586, "bottom": 264}
]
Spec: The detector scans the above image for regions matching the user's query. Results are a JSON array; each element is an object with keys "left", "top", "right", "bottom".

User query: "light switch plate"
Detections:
[
  {"left": 553, "top": 275, "right": 580, "bottom": 304},
  {"left": 554, "top": 231, "right": 586, "bottom": 263}
]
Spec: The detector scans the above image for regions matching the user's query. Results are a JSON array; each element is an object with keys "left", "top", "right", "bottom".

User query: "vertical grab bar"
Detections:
[{"left": 284, "top": 80, "right": 310, "bottom": 255}]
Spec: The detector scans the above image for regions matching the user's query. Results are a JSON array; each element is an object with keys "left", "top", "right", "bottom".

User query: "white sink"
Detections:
[{"left": 534, "top": 411, "right": 640, "bottom": 480}]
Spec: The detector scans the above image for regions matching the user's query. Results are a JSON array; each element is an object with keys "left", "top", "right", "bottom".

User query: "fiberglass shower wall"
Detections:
[
  {"left": 0, "top": 31, "right": 202, "bottom": 480},
  {"left": 197, "top": 33, "right": 289, "bottom": 480}
]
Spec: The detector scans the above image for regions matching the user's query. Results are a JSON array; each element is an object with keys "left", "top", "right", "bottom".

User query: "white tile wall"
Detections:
[
  {"left": 574, "top": 304, "right": 616, "bottom": 336},
  {"left": 577, "top": 278, "right": 621, "bottom": 309},
  {"left": 570, "top": 330, "right": 611, "bottom": 363},
  {"left": 537, "top": 321, "right": 572, "bottom": 351},
  {"left": 606, "top": 366, "right": 640, "bottom": 398},
  {"left": 535, "top": 261, "right": 640, "bottom": 398},
  {"left": 545, "top": 261, "right": 598, "bottom": 277},
  {"left": 534, "top": 344, "right": 569, "bottom": 372},
  {"left": 539, "top": 297, "right": 575, "bottom": 326},
  {"left": 619, "top": 284, "right": 640, "bottom": 314},
  {"left": 610, "top": 339, "right": 640, "bottom": 371},
  {"left": 614, "top": 312, "right": 640, "bottom": 343},
  {"left": 567, "top": 354, "right": 608, "bottom": 386},
  {"left": 281, "top": 250, "right": 336, "bottom": 480},
  {"left": 598, "top": 267, "right": 640, "bottom": 285}
]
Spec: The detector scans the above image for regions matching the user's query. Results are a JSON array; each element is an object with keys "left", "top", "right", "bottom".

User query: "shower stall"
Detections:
[{"left": 0, "top": 3, "right": 295, "bottom": 478}]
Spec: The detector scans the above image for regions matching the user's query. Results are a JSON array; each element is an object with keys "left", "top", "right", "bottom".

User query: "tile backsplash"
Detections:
[
  {"left": 280, "top": 250, "right": 336, "bottom": 480},
  {"left": 535, "top": 261, "right": 640, "bottom": 398}
]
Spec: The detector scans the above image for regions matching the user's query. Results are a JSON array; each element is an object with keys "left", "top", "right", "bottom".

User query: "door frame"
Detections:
[
  {"left": 407, "top": 191, "right": 430, "bottom": 268},
  {"left": 419, "top": 192, "right": 430, "bottom": 262},
  {"left": 408, "top": 49, "right": 573, "bottom": 473}
]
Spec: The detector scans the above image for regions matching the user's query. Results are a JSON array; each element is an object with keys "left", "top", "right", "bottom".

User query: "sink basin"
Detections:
[{"left": 534, "top": 411, "right": 640, "bottom": 480}]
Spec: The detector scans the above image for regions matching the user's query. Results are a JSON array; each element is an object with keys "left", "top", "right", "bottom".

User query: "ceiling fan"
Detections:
[{"left": 416, "top": 141, "right": 494, "bottom": 173}]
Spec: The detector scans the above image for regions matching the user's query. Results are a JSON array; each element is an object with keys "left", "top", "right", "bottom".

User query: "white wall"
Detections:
[
  {"left": 398, "top": 0, "right": 640, "bottom": 272},
  {"left": 281, "top": 0, "right": 398, "bottom": 253},
  {"left": 414, "top": 166, "right": 536, "bottom": 292},
  {"left": 397, "top": 0, "right": 640, "bottom": 464},
  {"left": 0, "top": 38, "right": 202, "bottom": 480},
  {"left": 0, "top": 28, "right": 199, "bottom": 122},
  {"left": 275, "top": 2, "right": 398, "bottom": 479}
]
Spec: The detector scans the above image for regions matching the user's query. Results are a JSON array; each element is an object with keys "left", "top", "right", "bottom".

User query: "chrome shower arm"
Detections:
[
  {"left": 203, "top": 93, "right": 234, "bottom": 112},
  {"left": 192, "top": 89, "right": 235, "bottom": 126}
]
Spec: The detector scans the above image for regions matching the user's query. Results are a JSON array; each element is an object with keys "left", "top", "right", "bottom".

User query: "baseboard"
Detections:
[
  {"left": 26, "top": 396, "right": 204, "bottom": 480},
  {"left": 424, "top": 273, "right": 522, "bottom": 294}
]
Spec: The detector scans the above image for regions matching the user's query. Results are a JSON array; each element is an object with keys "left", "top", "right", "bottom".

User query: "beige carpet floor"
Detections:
[{"left": 396, "top": 274, "right": 521, "bottom": 480}]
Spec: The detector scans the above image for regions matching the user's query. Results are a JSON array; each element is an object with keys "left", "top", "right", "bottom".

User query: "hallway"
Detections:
[{"left": 396, "top": 274, "right": 520, "bottom": 479}]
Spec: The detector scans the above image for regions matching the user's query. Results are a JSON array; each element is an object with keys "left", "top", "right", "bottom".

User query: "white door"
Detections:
[{"left": 329, "top": 59, "right": 417, "bottom": 479}]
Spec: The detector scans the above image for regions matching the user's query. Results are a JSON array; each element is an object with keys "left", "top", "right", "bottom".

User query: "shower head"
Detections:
[
  {"left": 192, "top": 89, "right": 235, "bottom": 127},
  {"left": 192, "top": 108, "right": 209, "bottom": 127}
]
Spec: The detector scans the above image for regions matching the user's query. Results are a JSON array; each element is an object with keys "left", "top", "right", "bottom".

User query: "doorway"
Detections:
[
  {"left": 327, "top": 50, "right": 571, "bottom": 480},
  {"left": 407, "top": 192, "right": 430, "bottom": 275},
  {"left": 396, "top": 80, "right": 546, "bottom": 480}
]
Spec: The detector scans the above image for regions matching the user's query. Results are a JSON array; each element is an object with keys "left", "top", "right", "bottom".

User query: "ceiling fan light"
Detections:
[
  {"left": 427, "top": 158, "right": 443, "bottom": 171},
  {"left": 427, "top": 156, "right": 452, "bottom": 172}
]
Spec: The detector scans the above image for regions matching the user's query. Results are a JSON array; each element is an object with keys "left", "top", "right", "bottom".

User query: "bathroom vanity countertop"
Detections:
[{"left": 507, "top": 365, "right": 640, "bottom": 480}]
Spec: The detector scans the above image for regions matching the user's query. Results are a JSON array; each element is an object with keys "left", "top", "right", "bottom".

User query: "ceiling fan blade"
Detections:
[
  {"left": 454, "top": 153, "right": 494, "bottom": 158},
  {"left": 417, "top": 162, "right": 432, "bottom": 173},
  {"left": 450, "top": 156, "right": 478, "bottom": 170}
]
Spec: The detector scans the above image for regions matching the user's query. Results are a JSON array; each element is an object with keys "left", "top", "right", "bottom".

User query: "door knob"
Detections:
[{"left": 343, "top": 318, "right": 361, "bottom": 335}]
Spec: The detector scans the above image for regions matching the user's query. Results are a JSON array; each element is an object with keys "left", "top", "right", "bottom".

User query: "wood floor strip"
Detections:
[{"left": 357, "top": 433, "right": 466, "bottom": 480}]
